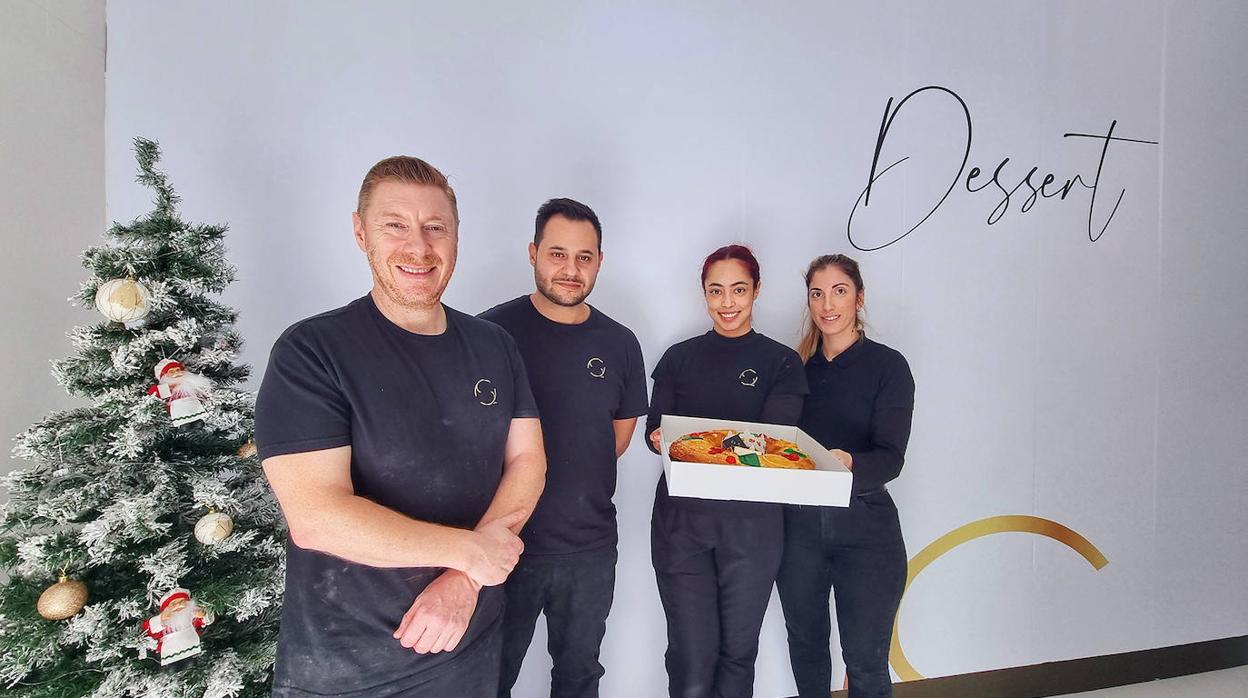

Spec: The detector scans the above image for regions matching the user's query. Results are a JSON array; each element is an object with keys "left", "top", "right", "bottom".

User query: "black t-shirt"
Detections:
[
  {"left": 254, "top": 295, "right": 539, "bottom": 696},
  {"left": 645, "top": 330, "right": 809, "bottom": 516},
  {"left": 800, "top": 335, "right": 915, "bottom": 495},
  {"left": 479, "top": 296, "right": 649, "bottom": 555}
]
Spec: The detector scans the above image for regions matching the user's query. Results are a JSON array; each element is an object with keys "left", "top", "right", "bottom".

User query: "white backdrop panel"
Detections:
[{"left": 101, "top": 1, "right": 1248, "bottom": 695}]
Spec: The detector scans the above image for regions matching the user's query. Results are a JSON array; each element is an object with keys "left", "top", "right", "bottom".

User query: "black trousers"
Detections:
[
  {"left": 651, "top": 497, "right": 784, "bottom": 698},
  {"left": 498, "top": 546, "right": 618, "bottom": 698},
  {"left": 776, "top": 491, "right": 907, "bottom": 698}
]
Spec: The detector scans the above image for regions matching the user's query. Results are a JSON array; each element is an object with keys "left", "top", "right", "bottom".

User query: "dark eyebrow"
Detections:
[{"left": 730, "top": 281, "right": 750, "bottom": 287}]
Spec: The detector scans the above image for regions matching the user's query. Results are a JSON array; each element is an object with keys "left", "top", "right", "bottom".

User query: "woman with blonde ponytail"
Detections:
[
  {"left": 777, "top": 254, "right": 915, "bottom": 697},
  {"left": 794, "top": 254, "right": 867, "bottom": 364}
]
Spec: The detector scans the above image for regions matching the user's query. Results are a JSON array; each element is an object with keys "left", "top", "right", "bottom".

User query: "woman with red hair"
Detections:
[{"left": 644, "top": 244, "right": 809, "bottom": 697}]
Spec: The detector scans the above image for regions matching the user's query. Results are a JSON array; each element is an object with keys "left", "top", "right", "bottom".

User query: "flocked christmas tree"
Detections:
[{"left": 0, "top": 138, "right": 284, "bottom": 697}]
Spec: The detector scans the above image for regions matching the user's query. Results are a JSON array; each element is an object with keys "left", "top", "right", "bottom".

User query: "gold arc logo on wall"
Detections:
[{"left": 889, "top": 515, "right": 1109, "bottom": 681}]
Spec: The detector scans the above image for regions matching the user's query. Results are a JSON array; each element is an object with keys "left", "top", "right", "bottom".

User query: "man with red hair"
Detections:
[{"left": 257, "top": 156, "right": 546, "bottom": 697}]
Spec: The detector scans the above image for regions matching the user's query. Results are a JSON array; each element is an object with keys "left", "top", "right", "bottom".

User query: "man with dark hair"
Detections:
[
  {"left": 257, "top": 156, "right": 546, "bottom": 697},
  {"left": 534, "top": 197, "right": 602, "bottom": 248},
  {"left": 480, "top": 198, "right": 648, "bottom": 697}
]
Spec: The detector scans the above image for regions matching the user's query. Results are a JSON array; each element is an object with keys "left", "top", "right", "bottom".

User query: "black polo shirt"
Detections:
[
  {"left": 800, "top": 335, "right": 915, "bottom": 495},
  {"left": 645, "top": 329, "right": 809, "bottom": 515},
  {"left": 255, "top": 294, "right": 539, "bottom": 696},
  {"left": 479, "top": 296, "right": 648, "bottom": 555}
]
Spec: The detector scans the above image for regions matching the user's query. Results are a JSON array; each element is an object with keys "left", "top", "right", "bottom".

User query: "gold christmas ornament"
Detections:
[
  {"left": 194, "top": 511, "right": 234, "bottom": 545},
  {"left": 37, "top": 576, "right": 88, "bottom": 621},
  {"left": 236, "top": 441, "right": 257, "bottom": 459},
  {"left": 94, "top": 278, "right": 151, "bottom": 325}
]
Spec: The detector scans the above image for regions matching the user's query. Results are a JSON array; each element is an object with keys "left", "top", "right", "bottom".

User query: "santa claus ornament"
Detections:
[
  {"left": 142, "top": 587, "right": 214, "bottom": 666},
  {"left": 147, "top": 359, "right": 211, "bottom": 426}
]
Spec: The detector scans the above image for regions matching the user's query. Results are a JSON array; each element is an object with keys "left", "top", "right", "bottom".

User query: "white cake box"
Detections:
[{"left": 659, "top": 414, "right": 852, "bottom": 507}]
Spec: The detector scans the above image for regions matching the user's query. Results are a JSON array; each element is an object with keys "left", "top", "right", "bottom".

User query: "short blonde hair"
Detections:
[{"left": 357, "top": 156, "right": 458, "bottom": 219}]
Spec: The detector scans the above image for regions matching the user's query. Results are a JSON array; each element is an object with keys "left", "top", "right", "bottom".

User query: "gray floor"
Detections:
[{"left": 1056, "top": 666, "right": 1248, "bottom": 697}]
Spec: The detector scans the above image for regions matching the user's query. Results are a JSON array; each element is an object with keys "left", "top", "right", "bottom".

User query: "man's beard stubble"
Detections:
[
  {"left": 369, "top": 247, "right": 451, "bottom": 310},
  {"left": 536, "top": 271, "right": 593, "bottom": 308}
]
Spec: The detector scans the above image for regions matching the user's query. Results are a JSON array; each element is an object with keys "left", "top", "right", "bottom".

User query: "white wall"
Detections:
[
  {"left": 0, "top": 0, "right": 105, "bottom": 491},
  {"left": 94, "top": 1, "right": 1248, "bottom": 696},
  {"left": 1154, "top": 1, "right": 1248, "bottom": 646}
]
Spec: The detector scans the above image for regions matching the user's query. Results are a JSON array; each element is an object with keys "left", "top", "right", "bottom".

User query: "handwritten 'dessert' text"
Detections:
[{"left": 847, "top": 85, "right": 1159, "bottom": 251}]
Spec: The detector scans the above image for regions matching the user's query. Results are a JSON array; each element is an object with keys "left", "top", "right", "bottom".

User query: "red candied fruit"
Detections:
[{"left": 726, "top": 456, "right": 737, "bottom": 464}]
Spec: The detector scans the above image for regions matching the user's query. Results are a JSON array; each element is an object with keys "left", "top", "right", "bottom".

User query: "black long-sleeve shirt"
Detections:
[
  {"left": 646, "top": 329, "right": 809, "bottom": 514},
  {"left": 800, "top": 335, "right": 915, "bottom": 495}
]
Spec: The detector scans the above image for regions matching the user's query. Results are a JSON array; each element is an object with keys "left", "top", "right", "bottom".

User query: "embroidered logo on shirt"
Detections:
[
  {"left": 739, "top": 368, "right": 759, "bottom": 387},
  {"left": 587, "top": 357, "right": 607, "bottom": 379},
  {"left": 474, "top": 378, "right": 498, "bottom": 406}
]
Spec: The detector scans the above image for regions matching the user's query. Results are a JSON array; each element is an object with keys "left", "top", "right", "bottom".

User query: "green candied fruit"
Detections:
[
  {"left": 783, "top": 448, "right": 808, "bottom": 458},
  {"left": 679, "top": 434, "right": 702, "bottom": 441},
  {"left": 739, "top": 453, "right": 761, "bottom": 467}
]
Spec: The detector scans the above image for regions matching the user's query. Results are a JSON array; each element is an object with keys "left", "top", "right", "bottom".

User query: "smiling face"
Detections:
[
  {"left": 353, "top": 180, "right": 458, "bottom": 312},
  {"left": 160, "top": 596, "right": 189, "bottom": 622},
  {"left": 807, "top": 264, "right": 863, "bottom": 341},
  {"left": 530, "top": 214, "right": 602, "bottom": 307},
  {"left": 703, "top": 259, "right": 759, "bottom": 337}
]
